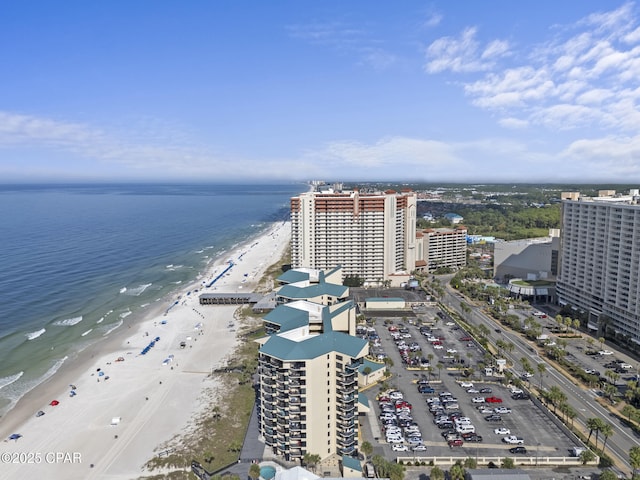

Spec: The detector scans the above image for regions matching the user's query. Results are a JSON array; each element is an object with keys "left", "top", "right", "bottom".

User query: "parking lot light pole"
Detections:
[{"left": 535, "top": 443, "right": 541, "bottom": 466}]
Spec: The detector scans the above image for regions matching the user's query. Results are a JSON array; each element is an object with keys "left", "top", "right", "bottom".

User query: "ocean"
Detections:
[{"left": 0, "top": 183, "right": 303, "bottom": 417}]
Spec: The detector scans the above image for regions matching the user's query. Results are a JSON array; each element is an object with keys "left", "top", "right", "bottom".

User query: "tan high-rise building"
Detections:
[
  {"left": 290, "top": 189, "right": 417, "bottom": 283},
  {"left": 257, "top": 300, "right": 367, "bottom": 461}
]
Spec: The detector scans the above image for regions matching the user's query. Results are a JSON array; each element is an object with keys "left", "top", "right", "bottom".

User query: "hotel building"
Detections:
[
  {"left": 557, "top": 190, "right": 640, "bottom": 344},
  {"left": 290, "top": 189, "right": 417, "bottom": 283},
  {"left": 416, "top": 227, "right": 468, "bottom": 272},
  {"left": 257, "top": 300, "right": 368, "bottom": 461}
]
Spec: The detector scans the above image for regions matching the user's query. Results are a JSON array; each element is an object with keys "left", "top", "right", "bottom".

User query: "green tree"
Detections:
[
  {"left": 360, "top": 441, "right": 373, "bottom": 463},
  {"left": 249, "top": 464, "right": 261, "bottom": 480},
  {"left": 600, "top": 422, "right": 614, "bottom": 452},
  {"left": 429, "top": 466, "right": 445, "bottom": 480},
  {"left": 449, "top": 463, "right": 465, "bottom": 480},
  {"left": 303, "top": 453, "right": 321, "bottom": 473},
  {"left": 537, "top": 362, "right": 547, "bottom": 389},
  {"left": 463, "top": 457, "right": 477, "bottom": 469},
  {"left": 629, "top": 445, "right": 640, "bottom": 478},
  {"left": 622, "top": 404, "right": 637, "bottom": 422},
  {"left": 501, "top": 457, "right": 515, "bottom": 469},
  {"left": 579, "top": 449, "right": 596, "bottom": 465},
  {"left": 599, "top": 470, "right": 618, "bottom": 480}
]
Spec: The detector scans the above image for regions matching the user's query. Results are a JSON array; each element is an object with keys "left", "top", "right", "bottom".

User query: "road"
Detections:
[{"left": 440, "top": 286, "right": 637, "bottom": 477}]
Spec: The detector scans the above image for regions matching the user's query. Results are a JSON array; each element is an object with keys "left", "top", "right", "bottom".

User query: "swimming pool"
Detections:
[{"left": 260, "top": 465, "right": 277, "bottom": 480}]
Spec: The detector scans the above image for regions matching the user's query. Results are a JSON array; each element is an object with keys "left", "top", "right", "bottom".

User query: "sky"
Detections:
[{"left": 2, "top": 1, "right": 640, "bottom": 183}]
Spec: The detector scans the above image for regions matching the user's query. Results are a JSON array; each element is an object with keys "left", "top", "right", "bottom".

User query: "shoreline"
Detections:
[{"left": 0, "top": 220, "right": 290, "bottom": 479}]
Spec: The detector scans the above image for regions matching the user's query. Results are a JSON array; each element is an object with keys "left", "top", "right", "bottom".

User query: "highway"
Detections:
[{"left": 440, "top": 286, "right": 638, "bottom": 477}]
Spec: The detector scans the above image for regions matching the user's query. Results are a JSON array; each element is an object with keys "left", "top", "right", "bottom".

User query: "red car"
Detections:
[
  {"left": 448, "top": 438, "right": 463, "bottom": 447},
  {"left": 485, "top": 396, "right": 503, "bottom": 403},
  {"left": 459, "top": 336, "right": 472, "bottom": 341}
]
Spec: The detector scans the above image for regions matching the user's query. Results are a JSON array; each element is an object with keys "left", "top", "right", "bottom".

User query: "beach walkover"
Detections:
[{"left": 199, "top": 292, "right": 263, "bottom": 305}]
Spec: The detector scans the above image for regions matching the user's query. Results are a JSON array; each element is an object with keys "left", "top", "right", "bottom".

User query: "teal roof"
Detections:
[
  {"left": 358, "top": 392, "right": 370, "bottom": 409},
  {"left": 360, "top": 358, "right": 385, "bottom": 374},
  {"left": 322, "top": 300, "right": 354, "bottom": 331},
  {"left": 277, "top": 269, "right": 310, "bottom": 284},
  {"left": 263, "top": 306, "right": 309, "bottom": 332},
  {"left": 260, "top": 330, "right": 367, "bottom": 361},
  {"left": 366, "top": 297, "right": 405, "bottom": 302},
  {"left": 341, "top": 455, "right": 362, "bottom": 472},
  {"left": 278, "top": 282, "right": 348, "bottom": 300}
]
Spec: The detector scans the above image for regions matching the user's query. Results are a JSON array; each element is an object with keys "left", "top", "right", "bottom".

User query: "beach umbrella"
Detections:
[
  {"left": 50, "top": 400, "right": 59, "bottom": 406},
  {"left": 9, "top": 433, "right": 22, "bottom": 441}
]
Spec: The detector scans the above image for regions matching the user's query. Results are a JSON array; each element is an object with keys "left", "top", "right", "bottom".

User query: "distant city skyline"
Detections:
[{"left": 2, "top": 1, "right": 640, "bottom": 183}]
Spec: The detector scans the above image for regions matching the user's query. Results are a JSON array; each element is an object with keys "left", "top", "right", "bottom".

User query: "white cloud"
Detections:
[
  {"left": 433, "top": 3, "right": 640, "bottom": 134},
  {"left": 425, "top": 27, "right": 509, "bottom": 73},
  {"left": 498, "top": 117, "right": 529, "bottom": 129},
  {"left": 423, "top": 12, "right": 443, "bottom": 28}
]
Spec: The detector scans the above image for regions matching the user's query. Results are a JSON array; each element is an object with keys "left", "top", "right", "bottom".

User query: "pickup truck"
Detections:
[{"left": 502, "top": 435, "right": 524, "bottom": 445}]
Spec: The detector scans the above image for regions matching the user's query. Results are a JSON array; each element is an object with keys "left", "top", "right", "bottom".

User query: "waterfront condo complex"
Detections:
[
  {"left": 257, "top": 294, "right": 368, "bottom": 461},
  {"left": 290, "top": 188, "right": 466, "bottom": 284},
  {"left": 290, "top": 189, "right": 417, "bottom": 283},
  {"left": 557, "top": 189, "right": 640, "bottom": 345}
]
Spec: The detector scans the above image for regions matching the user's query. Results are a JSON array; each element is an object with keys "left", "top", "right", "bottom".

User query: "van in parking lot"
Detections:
[{"left": 456, "top": 424, "right": 475, "bottom": 434}]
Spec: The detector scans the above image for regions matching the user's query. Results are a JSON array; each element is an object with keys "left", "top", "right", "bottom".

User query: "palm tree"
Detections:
[
  {"left": 430, "top": 466, "right": 445, "bottom": 480},
  {"left": 622, "top": 404, "right": 637, "bottom": 423},
  {"left": 537, "top": 362, "right": 547, "bottom": 389},
  {"left": 600, "top": 422, "right": 614, "bottom": 452},
  {"left": 629, "top": 445, "right": 640, "bottom": 478},
  {"left": 580, "top": 449, "right": 596, "bottom": 465},
  {"left": 449, "top": 463, "right": 465, "bottom": 480},
  {"left": 303, "top": 453, "right": 321, "bottom": 473},
  {"left": 249, "top": 464, "right": 261, "bottom": 480},
  {"left": 586, "top": 417, "right": 600, "bottom": 446},
  {"left": 360, "top": 441, "right": 373, "bottom": 464}
]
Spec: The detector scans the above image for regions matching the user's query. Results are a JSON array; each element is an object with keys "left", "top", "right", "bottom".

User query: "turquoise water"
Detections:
[
  {"left": 0, "top": 183, "right": 303, "bottom": 416},
  {"left": 260, "top": 465, "right": 277, "bottom": 480}
]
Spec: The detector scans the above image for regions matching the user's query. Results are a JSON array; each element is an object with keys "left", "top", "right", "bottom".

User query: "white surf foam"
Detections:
[
  {"left": 26, "top": 328, "right": 46, "bottom": 340},
  {"left": 125, "top": 283, "right": 152, "bottom": 296},
  {"left": 0, "top": 357, "right": 68, "bottom": 417},
  {"left": 120, "top": 311, "right": 132, "bottom": 319},
  {"left": 0, "top": 372, "right": 24, "bottom": 391},
  {"left": 81, "top": 329, "right": 93, "bottom": 337},
  {"left": 53, "top": 316, "right": 83, "bottom": 326},
  {"left": 119, "top": 287, "right": 127, "bottom": 294},
  {"left": 103, "top": 320, "right": 123, "bottom": 336}
]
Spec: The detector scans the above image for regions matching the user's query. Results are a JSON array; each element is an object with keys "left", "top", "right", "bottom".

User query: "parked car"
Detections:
[
  {"left": 509, "top": 446, "right": 527, "bottom": 454},
  {"left": 485, "top": 396, "right": 503, "bottom": 403},
  {"left": 462, "top": 433, "right": 483, "bottom": 442},
  {"left": 418, "top": 385, "right": 435, "bottom": 394},
  {"left": 448, "top": 438, "right": 464, "bottom": 447},
  {"left": 412, "top": 444, "right": 427, "bottom": 452},
  {"left": 471, "top": 397, "right": 485, "bottom": 403},
  {"left": 485, "top": 414, "right": 503, "bottom": 422},
  {"left": 460, "top": 381, "right": 474, "bottom": 388},
  {"left": 467, "top": 388, "right": 480, "bottom": 393},
  {"left": 494, "top": 427, "right": 511, "bottom": 435},
  {"left": 503, "top": 435, "right": 524, "bottom": 445},
  {"left": 479, "top": 387, "right": 492, "bottom": 393},
  {"left": 494, "top": 407, "right": 512, "bottom": 414},
  {"left": 392, "top": 444, "right": 409, "bottom": 452}
]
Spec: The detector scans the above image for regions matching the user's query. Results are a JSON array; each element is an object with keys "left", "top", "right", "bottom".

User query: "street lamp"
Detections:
[{"left": 535, "top": 442, "right": 541, "bottom": 466}]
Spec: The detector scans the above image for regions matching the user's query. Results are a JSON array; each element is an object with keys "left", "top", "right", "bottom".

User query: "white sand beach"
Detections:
[{"left": 0, "top": 221, "right": 289, "bottom": 479}]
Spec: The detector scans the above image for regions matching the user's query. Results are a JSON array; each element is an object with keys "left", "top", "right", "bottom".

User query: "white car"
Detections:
[
  {"left": 599, "top": 350, "right": 613, "bottom": 355},
  {"left": 467, "top": 388, "right": 479, "bottom": 393},
  {"left": 460, "top": 382, "right": 473, "bottom": 388},
  {"left": 494, "top": 427, "right": 511, "bottom": 435},
  {"left": 392, "top": 444, "right": 409, "bottom": 452},
  {"left": 503, "top": 435, "right": 524, "bottom": 444},
  {"left": 471, "top": 397, "right": 485, "bottom": 403},
  {"left": 445, "top": 322, "right": 455, "bottom": 326},
  {"left": 447, "top": 348, "right": 457, "bottom": 354},
  {"left": 386, "top": 436, "right": 405, "bottom": 444},
  {"left": 494, "top": 407, "right": 512, "bottom": 414},
  {"left": 433, "top": 344, "right": 444, "bottom": 349},
  {"left": 412, "top": 444, "right": 427, "bottom": 452},
  {"left": 478, "top": 406, "right": 493, "bottom": 414}
]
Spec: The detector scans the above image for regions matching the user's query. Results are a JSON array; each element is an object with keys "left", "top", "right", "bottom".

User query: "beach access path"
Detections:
[{"left": 0, "top": 221, "right": 290, "bottom": 480}]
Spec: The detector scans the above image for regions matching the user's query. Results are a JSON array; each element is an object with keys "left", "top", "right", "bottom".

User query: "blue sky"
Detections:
[{"left": 2, "top": 1, "right": 640, "bottom": 183}]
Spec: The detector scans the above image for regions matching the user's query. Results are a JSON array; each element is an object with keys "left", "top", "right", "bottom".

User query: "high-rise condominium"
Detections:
[
  {"left": 557, "top": 190, "right": 640, "bottom": 344},
  {"left": 290, "top": 189, "right": 417, "bottom": 283}
]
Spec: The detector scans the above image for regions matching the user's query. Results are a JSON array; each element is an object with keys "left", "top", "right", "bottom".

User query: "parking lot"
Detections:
[{"left": 358, "top": 310, "right": 580, "bottom": 463}]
